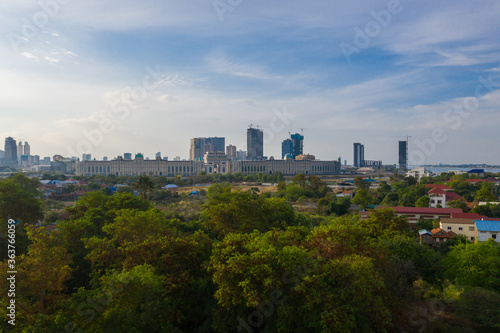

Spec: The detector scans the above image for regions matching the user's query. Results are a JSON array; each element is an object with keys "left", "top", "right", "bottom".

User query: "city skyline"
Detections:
[{"left": 1, "top": 1, "right": 500, "bottom": 164}]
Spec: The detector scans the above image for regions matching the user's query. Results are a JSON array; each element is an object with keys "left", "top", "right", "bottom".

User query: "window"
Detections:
[
  {"left": 471, "top": 237, "right": 475, "bottom": 241},
  {"left": 459, "top": 227, "right": 463, "bottom": 231},
  {"left": 469, "top": 226, "right": 475, "bottom": 231},
  {"left": 447, "top": 227, "right": 451, "bottom": 230},
  {"left": 493, "top": 234, "right": 497, "bottom": 239}
]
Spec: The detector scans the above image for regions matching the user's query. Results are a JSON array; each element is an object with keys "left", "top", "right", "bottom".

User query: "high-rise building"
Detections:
[
  {"left": 190, "top": 137, "right": 225, "bottom": 160},
  {"left": 155, "top": 152, "right": 162, "bottom": 159},
  {"left": 281, "top": 139, "right": 293, "bottom": 159},
  {"left": 399, "top": 140, "right": 408, "bottom": 170},
  {"left": 247, "top": 127, "right": 263, "bottom": 160},
  {"left": 226, "top": 145, "right": 237, "bottom": 161},
  {"left": 190, "top": 138, "right": 202, "bottom": 161},
  {"left": 42, "top": 157, "right": 51, "bottom": 165},
  {"left": 353, "top": 143, "right": 364, "bottom": 167},
  {"left": 23, "top": 142, "right": 30, "bottom": 156},
  {"left": 124, "top": 153, "right": 132, "bottom": 160},
  {"left": 291, "top": 133, "right": 304, "bottom": 158},
  {"left": 82, "top": 154, "right": 92, "bottom": 161},
  {"left": 17, "top": 141, "right": 23, "bottom": 158},
  {"left": 4, "top": 137, "right": 17, "bottom": 166},
  {"left": 236, "top": 150, "right": 246, "bottom": 161},
  {"left": 103, "top": 156, "right": 108, "bottom": 161}
]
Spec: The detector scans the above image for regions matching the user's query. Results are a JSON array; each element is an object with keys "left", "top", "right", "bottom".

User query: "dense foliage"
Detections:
[{"left": 0, "top": 173, "right": 499, "bottom": 332}]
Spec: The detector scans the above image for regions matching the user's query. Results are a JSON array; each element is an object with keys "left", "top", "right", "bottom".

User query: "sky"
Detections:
[{"left": 1, "top": 0, "right": 499, "bottom": 165}]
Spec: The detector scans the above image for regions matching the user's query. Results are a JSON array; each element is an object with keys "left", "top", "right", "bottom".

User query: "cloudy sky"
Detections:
[{"left": 1, "top": 0, "right": 499, "bottom": 165}]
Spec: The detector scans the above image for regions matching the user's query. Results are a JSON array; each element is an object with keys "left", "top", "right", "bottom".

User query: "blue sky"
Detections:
[{"left": 1, "top": 0, "right": 500, "bottom": 165}]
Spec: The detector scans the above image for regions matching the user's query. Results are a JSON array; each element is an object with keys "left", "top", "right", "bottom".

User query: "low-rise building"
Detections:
[
  {"left": 361, "top": 207, "right": 463, "bottom": 224},
  {"left": 407, "top": 167, "right": 432, "bottom": 181},
  {"left": 475, "top": 220, "right": 500, "bottom": 243}
]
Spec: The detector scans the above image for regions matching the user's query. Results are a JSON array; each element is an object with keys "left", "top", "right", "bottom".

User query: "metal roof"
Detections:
[{"left": 474, "top": 220, "right": 500, "bottom": 232}]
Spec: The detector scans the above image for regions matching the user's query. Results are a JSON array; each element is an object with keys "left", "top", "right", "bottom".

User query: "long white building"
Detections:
[{"left": 76, "top": 153, "right": 340, "bottom": 177}]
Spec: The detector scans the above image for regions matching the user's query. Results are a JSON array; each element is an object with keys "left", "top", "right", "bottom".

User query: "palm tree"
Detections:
[{"left": 134, "top": 175, "right": 155, "bottom": 200}]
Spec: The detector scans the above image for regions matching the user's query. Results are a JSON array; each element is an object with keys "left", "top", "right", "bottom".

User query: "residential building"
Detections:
[
  {"left": 440, "top": 213, "right": 491, "bottom": 242},
  {"left": 247, "top": 127, "right": 263, "bottom": 160},
  {"left": 281, "top": 139, "right": 293, "bottom": 159},
  {"left": 431, "top": 228, "right": 456, "bottom": 245},
  {"left": 427, "top": 186, "right": 466, "bottom": 208},
  {"left": 407, "top": 167, "right": 432, "bottom": 181},
  {"left": 353, "top": 143, "right": 364, "bottom": 167},
  {"left": 226, "top": 145, "right": 237, "bottom": 161},
  {"left": 475, "top": 220, "right": 500, "bottom": 243},
  {"left": 361, "top": 207, "right": 463, "bottom": 224},
  {"left": 398, "top": 140, "right": 408, "bottom": 170}
]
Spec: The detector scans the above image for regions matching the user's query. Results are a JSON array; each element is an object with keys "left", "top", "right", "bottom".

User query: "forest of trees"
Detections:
[{"left": 0, "top": 174, "right": 499, "bottom": 332}]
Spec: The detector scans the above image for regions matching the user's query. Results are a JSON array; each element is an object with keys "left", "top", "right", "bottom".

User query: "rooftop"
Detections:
[{"left": 474, "top": 220, "right": 500, "bottom": 232}]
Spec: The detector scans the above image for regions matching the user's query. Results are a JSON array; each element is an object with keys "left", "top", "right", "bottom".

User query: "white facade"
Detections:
[
  {"left": 407, "top": 167, "right": 432, "bottom": 181},
  {"left": 76, "top": 155, "right": 341, "bottom": 177}
]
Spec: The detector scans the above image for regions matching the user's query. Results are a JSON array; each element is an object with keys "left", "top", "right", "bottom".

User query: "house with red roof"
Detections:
[
  {"left": 427, "top": 186, "right": 467, "bottom": 208},
  {"left": 431, "top": 228, "right": 456, "bottom": 244},
  {"left": 361, "top": 206, "right": 462, "bottom": 224}
]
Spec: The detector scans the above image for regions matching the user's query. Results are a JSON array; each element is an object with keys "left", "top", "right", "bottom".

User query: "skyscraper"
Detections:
[
  {"left": 4, "top": 137, "right": 17, "bottom": 166},
  {"left": 17, "top": 141, "right": 23, "bottom": 158},
  {"left": 124, "top": 153, "right": 132, "bottom": 160},
  {"left": 353, "top": 143, "right": 364, "bottom": 167},
  {"left": 190, "top": 137, "right": 225, "bottom": 160},
  {"left": 399, "top": 140, "right": 408, "bottom": 170},
  {"left": 247, "top": 127, "right": 263, "bottom": 160},
  {"left": 291, "top": 133, "right": 304, "bottom": 158},
  {"left": 23, "top": 142, "right": 30, "bottom": 156},
  {"left": 226, "top": 145, "right": 237, "bottom": 161},
  {"left": 281, "top": 139, "right": 293, "bottom": 159}
]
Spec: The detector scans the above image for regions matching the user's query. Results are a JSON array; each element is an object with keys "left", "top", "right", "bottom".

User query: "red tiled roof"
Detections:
[
  {"left": 431, "top": 228, "right": 456, "bottom": 238},
  {"left": 426, "top": 184, "right": 452, "bottom": 190},
  {"left": 428, "top": 188, "right": 447, "bottom": 194},
  {"left": 445, "top": 192, "right": 467, "bottom": 203},
  {"left": 451, "top": 212, "right": 486, "bottom": 219},
  {"left": 466, "top": 179, "right": 485, "bottom": 183},
  {"left": 384, "top": 207, "right": 462, "bottom": 215}
]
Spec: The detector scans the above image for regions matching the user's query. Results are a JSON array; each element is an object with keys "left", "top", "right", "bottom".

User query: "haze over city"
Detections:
[{"left": 1, "top": 0, "right": 500, "bottom": 164}]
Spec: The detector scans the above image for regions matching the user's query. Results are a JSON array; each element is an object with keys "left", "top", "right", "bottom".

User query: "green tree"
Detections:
[
  {"left": 475, "top": 188, "right": 498, "bottom": 202},
  {"left": 354, "top": 175, "right": 369, "bottom": 190},
  {"left": 352, "top": 189, "right": 371, "bottom": 207},
  {"left": 415, "top": 195, "right": 430, "bottom": 207},
  {"left": 133, "top": 175, "right": 155, "bottom": 200},
  {"left": 292, "top": 174, "right": 306, "bottom": 188},
  {"left": 444, "top": 240, "right": 500, "bottom": 292}
]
